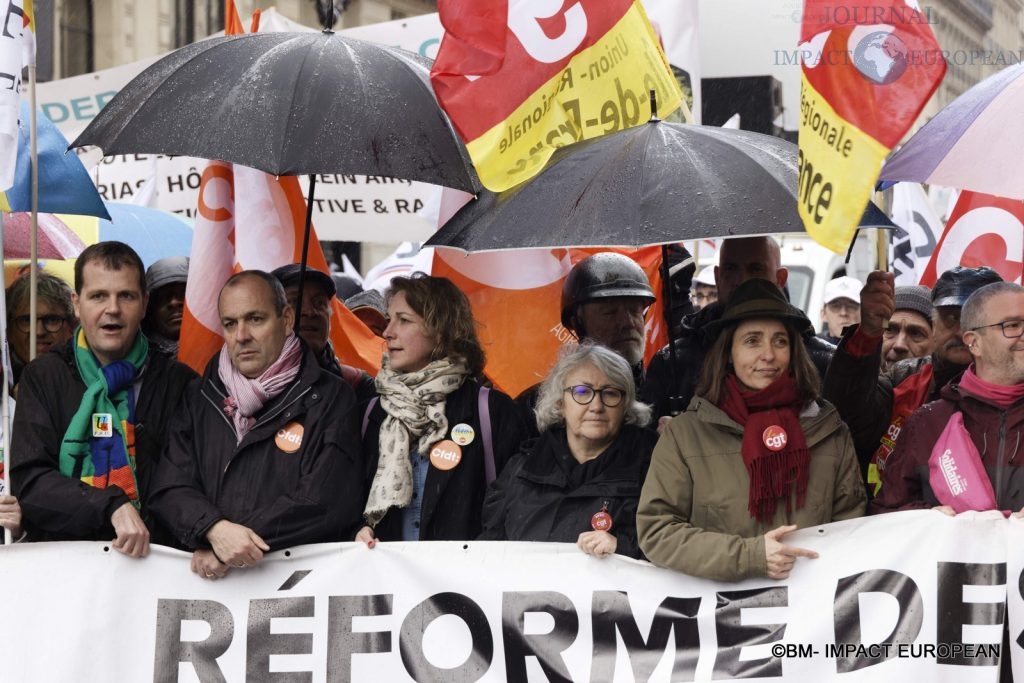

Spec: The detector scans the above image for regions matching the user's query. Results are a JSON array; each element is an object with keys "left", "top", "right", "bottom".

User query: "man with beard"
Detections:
[
  {"left": 873, "top": 280, "right": 1024, "bottom": 514},
  {"left": 142, "top": 256, "right": 188, "bottom": 358},
  {"left": 640, "top": 236, "right": 836, "bottom": 421},
  {"left": 515, "top": 253, "right": 655, "bottom": 435},
  {"left": 823, "top": 266, "right": 1002, "bottom": 496}
]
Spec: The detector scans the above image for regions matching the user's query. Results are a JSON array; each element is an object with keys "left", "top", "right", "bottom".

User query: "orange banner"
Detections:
[{"left": 432, "top": 247, "right": 665, "bottom": 397}]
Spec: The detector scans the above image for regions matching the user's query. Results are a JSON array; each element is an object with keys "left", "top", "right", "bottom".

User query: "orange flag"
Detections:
[
  {"left": 432, "top": 247, "right": 665, "bottom": 397},
  {"left": 178, "top": 2, "right": 383, "bottom": 375}
]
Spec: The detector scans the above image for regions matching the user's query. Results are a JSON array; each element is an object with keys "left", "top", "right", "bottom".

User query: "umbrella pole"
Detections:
[
  {"left": 294, "top": 174, "right": 318, "bottom": 331},
  {"left": 660, "top": 244, "right": 683, "bottom": 416}
]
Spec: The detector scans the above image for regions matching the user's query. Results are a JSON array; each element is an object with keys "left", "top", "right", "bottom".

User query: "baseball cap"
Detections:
[
  {"left": 271, "top": 263, "right": 337, "bottom": 297},
  {"left": 823, "top": 276, "right": 862, "bottom": 305},
  {"left": 693, "top": 265, "right": 716, "bottom": 287}
]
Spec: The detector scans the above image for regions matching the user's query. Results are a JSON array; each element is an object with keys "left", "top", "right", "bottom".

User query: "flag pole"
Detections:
[
  {"left": 0, "top": 210, "right": 11, "bottom": 545},
  {"left": 27, "top": 63, "right": 37, "bottom": 362}
]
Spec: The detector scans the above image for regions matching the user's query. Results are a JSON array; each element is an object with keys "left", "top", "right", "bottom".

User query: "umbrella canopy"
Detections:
[
  {"left": 427, "top": 120, "right": 894, "bottom": 252},
  {"left": 71, "top": 31, "right": 479, "bottom": 192},
  {"left": 0, "top": 212, "right": 87, "bottom": 259},
  {"left": 58, "top": 202, "right": 193, "bottom": 269},
  {"left": 879, "top": 63, "right": 1024, "bottom": 199},
  {"left": 1, "top": 102, "right": 110, "bottom": 219}
]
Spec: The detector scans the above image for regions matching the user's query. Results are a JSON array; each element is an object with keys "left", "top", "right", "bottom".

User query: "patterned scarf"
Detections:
[
  {"left": 719, "top": 374, "right": 811, "bottom": 523},
  {"left": 217, "top": 333, "right": 303, "bottom": 443},
  {"left": 363, "top": 356, "right": 470, "bottom": 527},
  {"left": 58, "top": 328, "right": 149, "bottom": 508}
]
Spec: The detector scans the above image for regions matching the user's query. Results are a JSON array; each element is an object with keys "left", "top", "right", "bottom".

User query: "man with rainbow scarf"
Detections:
[{"left": 11, "top": 242, "right": 196, "bottom": 555}]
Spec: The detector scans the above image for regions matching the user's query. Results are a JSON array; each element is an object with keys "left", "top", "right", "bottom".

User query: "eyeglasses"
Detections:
[
  {"left": 969, "top": 319, "right": 1024, "bottom": 339},
  {"left": 13, "top": 314, "right": 67, "bottom": 333},
  {"left": 564, "top": 385, "right": 625, "bottom": 407}
]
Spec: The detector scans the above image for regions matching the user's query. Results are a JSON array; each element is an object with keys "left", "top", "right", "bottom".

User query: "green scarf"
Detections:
[{"left": 58, "top": 328, "right": 149, "bottom": 508}]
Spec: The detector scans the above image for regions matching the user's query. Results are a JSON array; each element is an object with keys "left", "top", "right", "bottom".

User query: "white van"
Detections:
[{"left": 778, "top": 233, "right": 877, "bottom": 334}]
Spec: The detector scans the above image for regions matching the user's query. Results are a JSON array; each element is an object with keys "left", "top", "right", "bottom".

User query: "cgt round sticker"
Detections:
[{"left": 762, "top": 425, "right": 788, "bottom": 452}]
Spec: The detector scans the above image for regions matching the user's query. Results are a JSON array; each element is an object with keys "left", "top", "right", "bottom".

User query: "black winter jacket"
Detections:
[
  {"left": 640, "top": 302, "right": 836, "bottom": 419},
  {"left": 11, "top": 340, "right": 196, "bottom": 543},
  {"left": 361, "top": 378, "right": 527, "bottom": 541},
  {"left": 479, "top": 424, "right": 658, "bottom": 558},
  {"left": 147, "top": 345, "right": 365, "bottom": 550}
]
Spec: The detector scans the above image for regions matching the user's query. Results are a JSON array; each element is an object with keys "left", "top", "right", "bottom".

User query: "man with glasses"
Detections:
[
  {"left": 873, "top": 281, "right": 1024, "bottom": 516},
  {"left": 5, "top": 273, "right": 75, "bottom": 385},
  {"left": 823, "top": 266, "right": 1002, "bottom": 497},
  {"left": 818, "top": 276, "right": 862, "bottom": 345}
]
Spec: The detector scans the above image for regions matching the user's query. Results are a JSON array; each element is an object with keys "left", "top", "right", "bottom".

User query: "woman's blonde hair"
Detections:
[{"left": 386, "top": 274, "right": 486, "bottom": 376}]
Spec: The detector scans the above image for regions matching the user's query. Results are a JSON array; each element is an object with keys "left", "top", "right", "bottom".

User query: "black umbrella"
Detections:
[
  {"left": 426, "top": 119, "right": 893, "bottom": 252},
  {"left": 425, "top": 117, "right": 895, "bottom": 414},
  {"left": 71, "top": 29, "right": 480, "bottom": 321}
]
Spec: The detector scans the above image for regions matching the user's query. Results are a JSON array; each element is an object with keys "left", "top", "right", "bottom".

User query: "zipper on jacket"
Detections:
[{"left": 996, "top": 411, "right": 1007, "bottom": 507}]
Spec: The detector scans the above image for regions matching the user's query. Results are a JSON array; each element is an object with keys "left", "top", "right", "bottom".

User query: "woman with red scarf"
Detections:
[{"left": 637, "top": 279, "right": 866, "bottom": 582}]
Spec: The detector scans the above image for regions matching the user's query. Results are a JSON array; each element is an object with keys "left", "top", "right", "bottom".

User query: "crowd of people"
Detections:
[{"left": 0, "top": 237, "right": 1019, "bottom": 592}]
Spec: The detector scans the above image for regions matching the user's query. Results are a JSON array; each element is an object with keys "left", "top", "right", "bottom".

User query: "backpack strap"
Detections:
[
  {"left": 478, "top": 386, "right": 496, "bottom": 484},
  {"left": 361, "top": 397, "right": 378, "bottom": 439}
]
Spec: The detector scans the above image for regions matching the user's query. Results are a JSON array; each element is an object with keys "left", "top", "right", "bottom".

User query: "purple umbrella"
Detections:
[{"left": 880, "top": 63, "right": 1024, "bottom": 199}]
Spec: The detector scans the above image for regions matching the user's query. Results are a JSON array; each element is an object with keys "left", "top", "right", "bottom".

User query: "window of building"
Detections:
[{"left": 60, "top": 0, "right": 93, "bottom": 77}]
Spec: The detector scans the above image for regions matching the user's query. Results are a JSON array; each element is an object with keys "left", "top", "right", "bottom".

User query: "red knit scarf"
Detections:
[{"left": 718, "top": 374, "right": 811, "bottom": 523}]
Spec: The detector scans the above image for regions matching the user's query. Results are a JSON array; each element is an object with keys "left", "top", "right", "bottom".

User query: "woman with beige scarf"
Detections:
[{"left": 356, "top": 275, "right": 527, "bottom": 545}]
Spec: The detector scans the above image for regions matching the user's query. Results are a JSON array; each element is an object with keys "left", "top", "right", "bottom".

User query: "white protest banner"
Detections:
[
  {"left": 31, "top": 5, "right": 699, "bottom": 244},
  {"left": 0, "top": 511, "right": 1019, "bottom": 681},
  {"left": 889, "top": 183, "right": 942, "bottom": 286}
]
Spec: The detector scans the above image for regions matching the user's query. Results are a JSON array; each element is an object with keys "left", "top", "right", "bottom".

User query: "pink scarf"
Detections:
[
  {"left": 958, "top": 365, "right": 1024, "bottom": 408},
  {"left": 218, "top": 334, "right": 303, "bottom": 442}
]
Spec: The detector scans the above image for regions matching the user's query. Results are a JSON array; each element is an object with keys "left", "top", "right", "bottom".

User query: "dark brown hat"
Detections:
[{"left": 707, "top": 278, "right": 812, "bottom": 337}]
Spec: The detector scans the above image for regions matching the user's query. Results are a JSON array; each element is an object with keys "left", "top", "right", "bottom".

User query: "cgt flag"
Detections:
[
  {"left": 919, "top": 190, "right": 1024, "bottom": 287},
  {"left": 430, "top": 0, "right": 681, "bottom": 192},
  {"left": 798, "top": 0, "right": 945, "bottom": 253}
]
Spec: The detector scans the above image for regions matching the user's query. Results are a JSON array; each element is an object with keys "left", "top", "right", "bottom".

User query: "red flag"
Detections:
[
  {"left": 178, "top": 2, "right": 383, "bottom": 375},
  {"left": 430, "top": 0, "right": 681, "bottom": 191},
  {"left": 919, "top": 191, "right": 1024, "bottom": 286},
  {"left": 432, "top": 247, "right": 665, "bottom": 397},
  {"left": 798, "top": 0, "right": 945, "bottom": 252}
]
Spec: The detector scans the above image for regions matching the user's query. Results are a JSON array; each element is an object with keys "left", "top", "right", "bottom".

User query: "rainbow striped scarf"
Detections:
[{"left": 58, "top": 328, "right": 149, "bottom": 508}]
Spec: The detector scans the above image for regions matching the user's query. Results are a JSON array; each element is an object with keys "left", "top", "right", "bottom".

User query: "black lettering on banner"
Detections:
[
  {"left": 502, "top": 591, "right": 578, "bottom": 683},
  {"left": 2, "top": 0, "right": 24, "bottom": 39},
  {"left": 796, "top": 149, "right": 834, "bottom": 225},
  {"left": 590, "top": 591, "right": 701, "bottom": 682},
  {"left": 712, "top": 587, "right": 787, "bottom": 679},
  {"left": 936, "top": 562, "right": 1005, "bottom": 667},
  {"left": 326, "top": 594, "right": 393, "bottom": 683},
  {"left": 153, "top": 598, "right": 234, "bottom": 683},
  {"left": 247, "top": 596, "right": 314, "bottom": 682},
  {"left": 832, "top": 569, "right": 923, "bottom": 673},
  {"left": 400, "top": 592, "right": 493, "bottom": 682}
]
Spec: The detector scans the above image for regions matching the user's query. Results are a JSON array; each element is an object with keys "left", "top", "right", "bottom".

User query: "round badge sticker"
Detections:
[
  {"left": 450, "top": 423, "right": 476, "bottom": 446},
  {"left": 591, "top": 509, "right": 613, "bottom": 532},
  {"left": 275, "top": 422, "right": 304, "bottom": 453},
  {"left": 762, "top": 425, "right": 788, "bottom": 452},
  {"left": 429, "top": 440, "right": 463, "bottom": 471}
]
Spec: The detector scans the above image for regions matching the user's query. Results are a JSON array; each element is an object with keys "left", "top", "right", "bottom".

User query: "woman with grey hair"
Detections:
[{"left": 480, "top": 344, "right": 657, "bottom": 558}]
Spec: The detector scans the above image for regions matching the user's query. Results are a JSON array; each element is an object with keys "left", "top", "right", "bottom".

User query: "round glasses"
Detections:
[
  {"left": 13, "top": 314, "right": 67, "bottom": 333},
  {"left": 564, "top": 385, "right": 625, "bottom": 407}
]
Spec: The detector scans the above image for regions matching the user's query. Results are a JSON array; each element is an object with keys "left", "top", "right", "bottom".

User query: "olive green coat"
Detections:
[{"left": 637, "top": 397, "right": 866, "bottom": 582}]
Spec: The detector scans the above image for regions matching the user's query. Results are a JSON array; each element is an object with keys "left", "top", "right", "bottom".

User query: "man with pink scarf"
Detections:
[
  {"left": 149, "top": 271, "right": 365, "bottom": 580},
  {"left": 873, "top": 281, "right": 1024, "bottom": 516}
]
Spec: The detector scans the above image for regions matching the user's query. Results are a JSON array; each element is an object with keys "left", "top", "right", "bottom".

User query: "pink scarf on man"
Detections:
[{"left": 218, "top": 334, "right": 303, "bottom": 442}]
